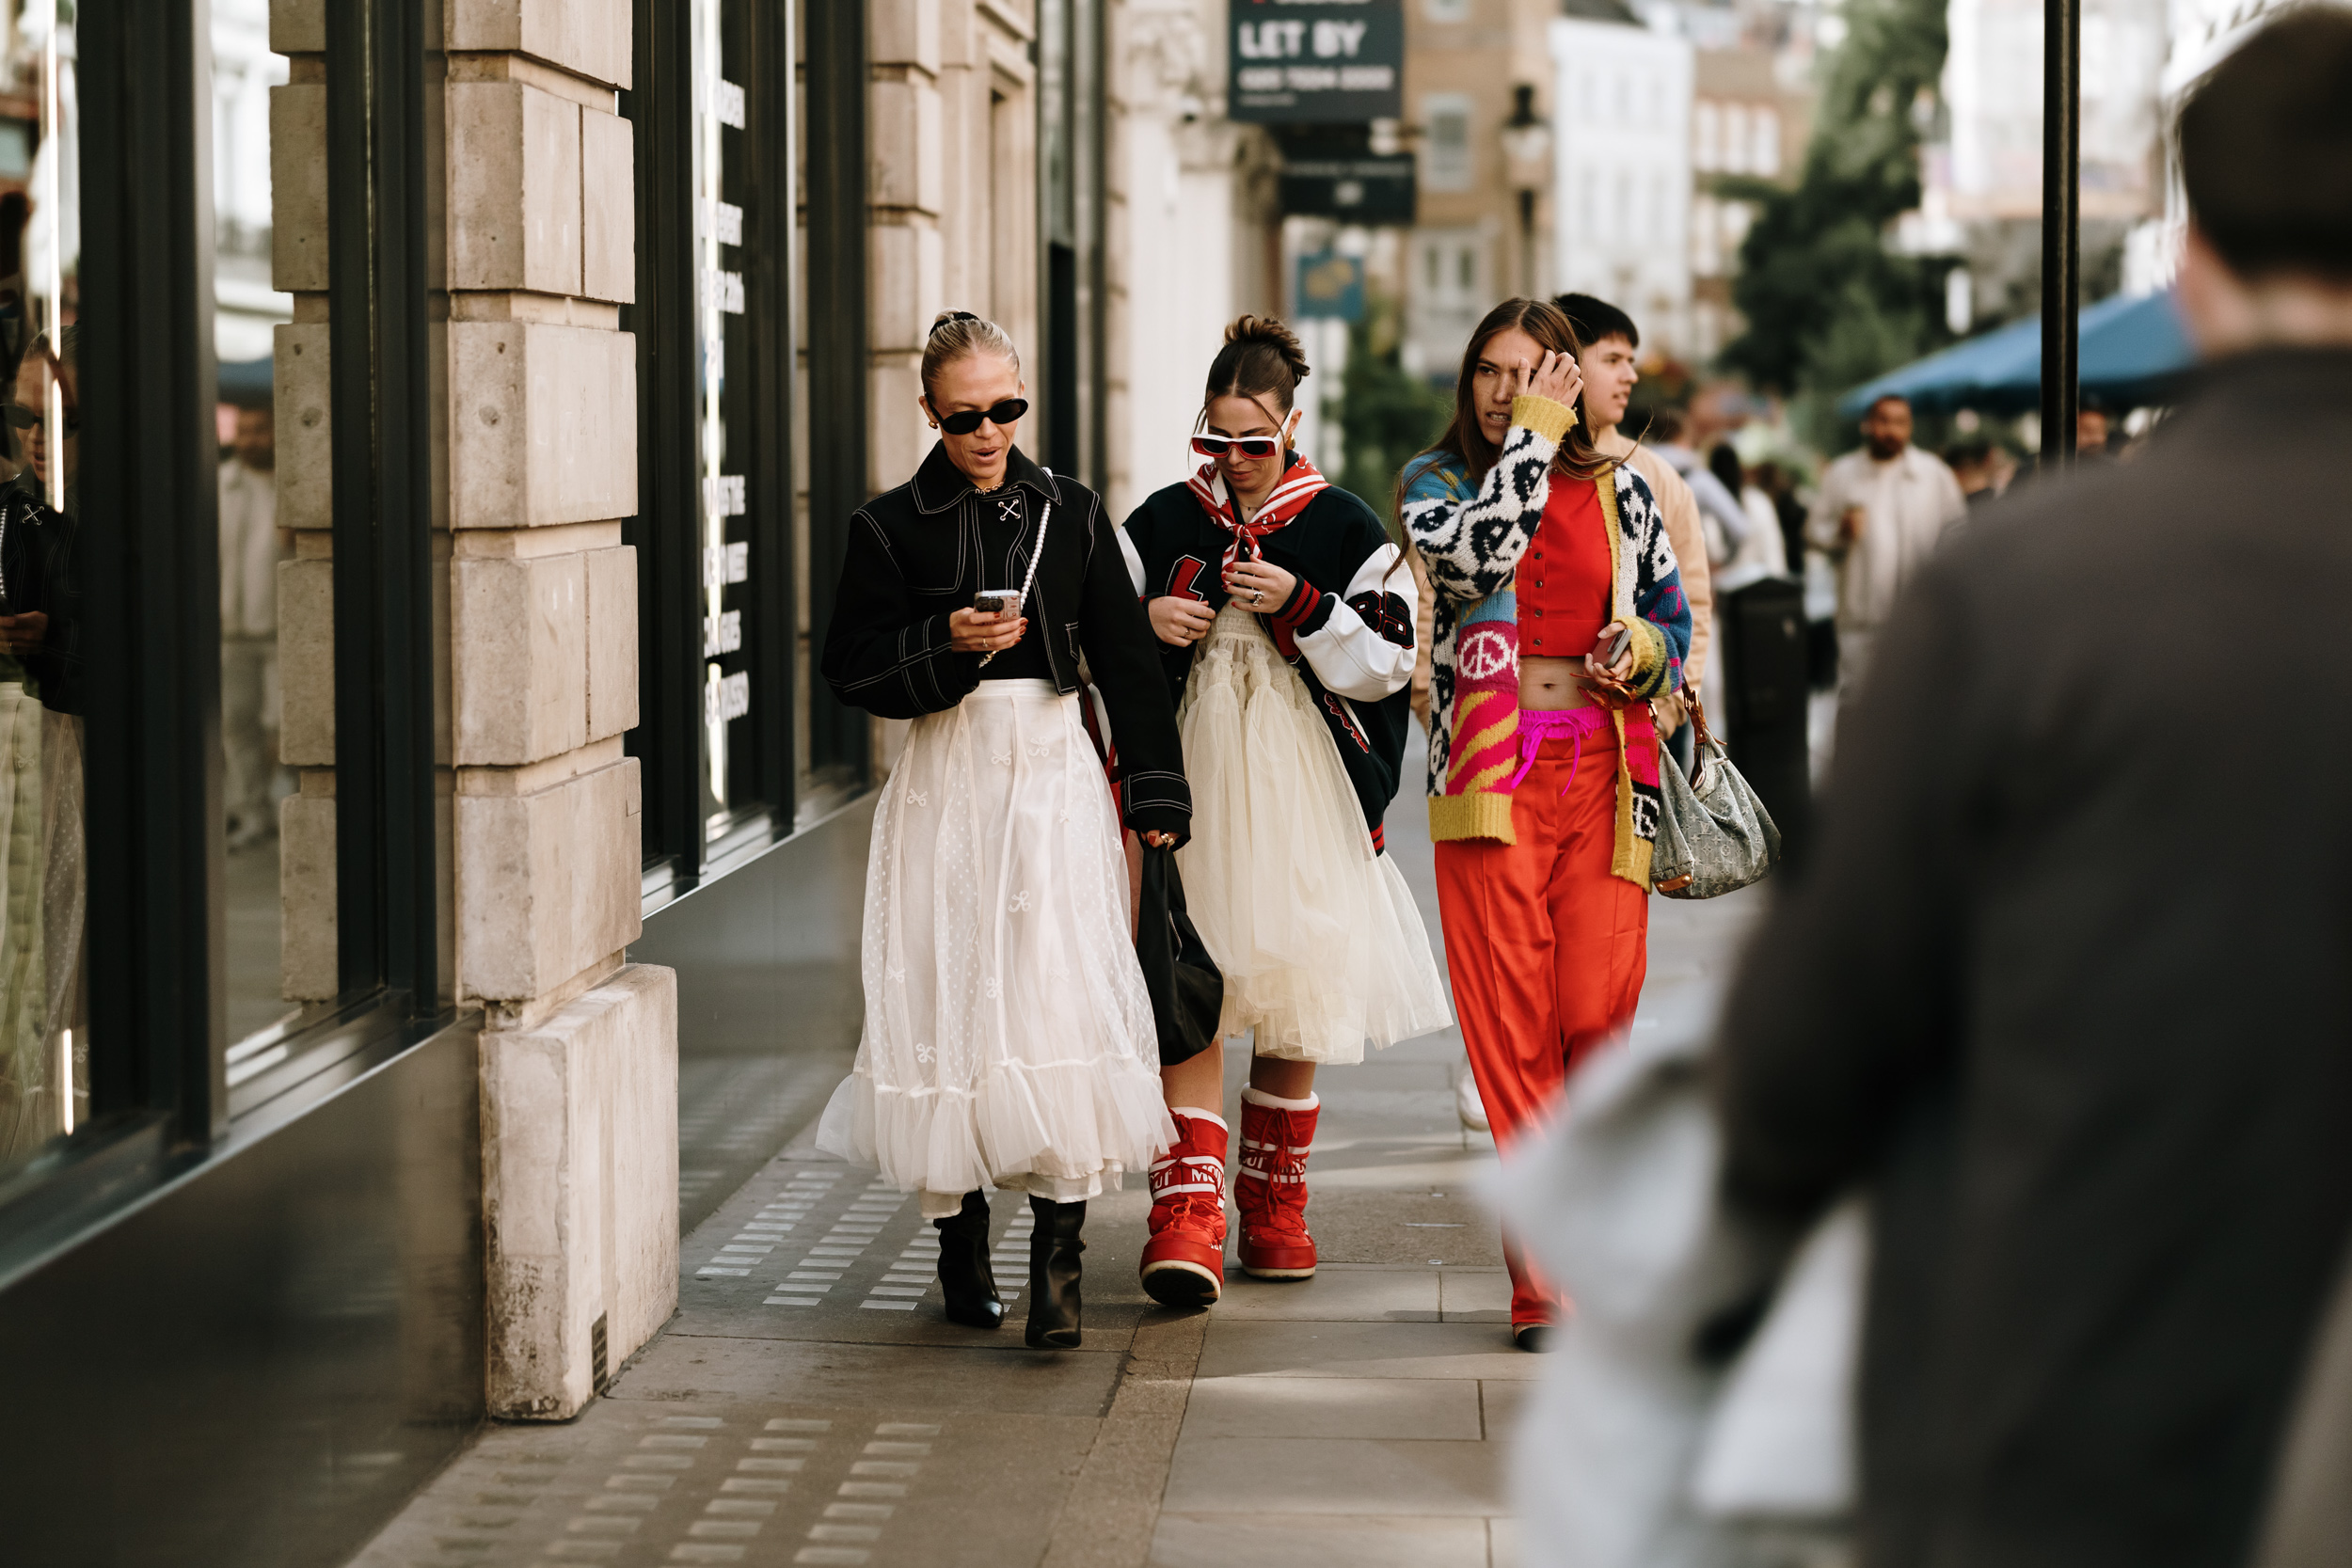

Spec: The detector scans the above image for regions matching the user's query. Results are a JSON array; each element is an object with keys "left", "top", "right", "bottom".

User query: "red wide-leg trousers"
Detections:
[{"left": 1433, "top": 729, "right": 1649, "bottom": 1325}]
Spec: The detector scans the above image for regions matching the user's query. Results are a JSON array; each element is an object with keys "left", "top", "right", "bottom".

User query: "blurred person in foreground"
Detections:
[
  {"left": 1804, "top": 392, "right": 1964, "bottom": 704},
  {"left": 1714, "top": 12, "right": 2352, "bottom": 1568},
  {"left": 1555, "top": 295, "right": 1720, "bottom": 766}
]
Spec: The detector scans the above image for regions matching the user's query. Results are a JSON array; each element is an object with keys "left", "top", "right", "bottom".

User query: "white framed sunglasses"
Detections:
[{"left": 1189, "top": 434, "right": 1282, "bottom": 459}]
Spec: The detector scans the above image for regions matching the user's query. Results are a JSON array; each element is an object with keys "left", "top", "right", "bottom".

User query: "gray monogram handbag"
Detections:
[{"left": 1651, "top": 694, "right": 1781, "bottom": 899}]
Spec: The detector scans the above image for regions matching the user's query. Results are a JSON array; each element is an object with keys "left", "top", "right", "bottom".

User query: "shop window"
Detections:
[
  {"left": 0, "top": 0, "right": 85, "bottom": 1173},
  {"left": 1422, "top": 93, "right": 1472, "bottom": 193},
  {"left": 211, "top": 0, "right": 304, "bottom": 1051},
  {"left": 627, "top": 0, "right": 802, "bottom": 887},
  {"left": 1754, "top": 106, "right": 1782, "bottom": 177}
]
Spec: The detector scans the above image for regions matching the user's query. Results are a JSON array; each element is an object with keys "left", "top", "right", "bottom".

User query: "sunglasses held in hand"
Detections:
[
  {"left": 1190, "top": 434, "right": 1282, "bottom": 459},
  {"left": 936, "top": 398, "right": 1028, "bottom": 436}
]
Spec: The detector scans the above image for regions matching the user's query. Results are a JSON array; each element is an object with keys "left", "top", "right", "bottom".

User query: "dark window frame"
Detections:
[{"left": 802, "top": 0, "right": 868, "bottom": 787}]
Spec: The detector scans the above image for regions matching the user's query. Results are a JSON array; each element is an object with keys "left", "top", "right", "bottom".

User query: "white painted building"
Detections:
[
  {"left": 1109, "top": 0, "right": 1282, "bottom": 515},
  {"left": 1939, "top": 0, "right": 2169, "bottom": 224},
  {"left": 210, "top": 0, "right": 292, "bottom": 366},
  {"left": 1549, "top": 13, "right": 1696, "bottom": 355},
  {"left": 2120, "top": 0, "right": 2310, "bottom": 293}
]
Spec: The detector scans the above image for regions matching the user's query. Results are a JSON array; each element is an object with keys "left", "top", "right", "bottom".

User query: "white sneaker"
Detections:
[{"left": 1454, "top": 1064, "right": 1489, "bottom": 1132}]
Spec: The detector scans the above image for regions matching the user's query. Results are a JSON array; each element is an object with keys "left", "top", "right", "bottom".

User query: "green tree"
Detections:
[
  {"left": 1719, "top": 0, "right": 1957, "bottom": 444},
  {"left": 1333, "top": 298, "right": 1450, "bottom": 537}
]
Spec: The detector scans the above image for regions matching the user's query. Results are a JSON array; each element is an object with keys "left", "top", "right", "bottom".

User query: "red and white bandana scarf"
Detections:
[{"left": 1186, "top": 450, "right": 1330, "bottom": 569}]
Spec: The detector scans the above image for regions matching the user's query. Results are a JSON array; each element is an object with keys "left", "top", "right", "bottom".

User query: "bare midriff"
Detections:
[{"left": 1520, "top": 655, "right": 1595, "bottom": 711}]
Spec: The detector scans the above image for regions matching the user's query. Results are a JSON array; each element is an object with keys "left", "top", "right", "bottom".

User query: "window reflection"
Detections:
[
  {"left": 214, "top": 0, "right": 294, "bottom": 1044},
  {"left": 0, "top": 0, "right": 80, "bottom": 1169},
  {"left": 697, "top": 0, "right": 755, "bottom": 842}
]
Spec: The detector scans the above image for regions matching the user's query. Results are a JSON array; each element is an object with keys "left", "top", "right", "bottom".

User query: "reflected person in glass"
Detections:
[{"left": 0, "top": 328, "right": 85, "bottom": 1162}]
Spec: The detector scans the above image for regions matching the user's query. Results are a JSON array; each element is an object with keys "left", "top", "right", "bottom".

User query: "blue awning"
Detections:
[
  {"left": 1838, "top": 290, "right": 2195, "bottom": 418},
  {"left": 218, "top": 356, "right": 273, "bottom": 407}
]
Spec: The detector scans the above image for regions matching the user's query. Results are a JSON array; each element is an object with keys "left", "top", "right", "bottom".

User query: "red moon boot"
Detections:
[
  {"left": 1139, "top": 1109, "right": 1229, "bottom": 1307},
  {"left": 1236, "top": 1086, "right": 1320, "bottom": 1279}
]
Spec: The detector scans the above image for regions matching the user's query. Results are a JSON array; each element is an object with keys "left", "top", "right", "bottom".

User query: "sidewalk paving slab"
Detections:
[{"left": 342, "top": 728, "right": 1768, "bottom": 1568}]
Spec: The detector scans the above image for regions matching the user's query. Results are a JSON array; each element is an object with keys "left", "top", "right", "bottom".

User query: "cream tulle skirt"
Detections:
[
  {"left": 816, "top": 680, "right": 1174, "bottom": 1211},
  {"left": 1177, "top": 604, "right": 1453, "bottom": 1064}
]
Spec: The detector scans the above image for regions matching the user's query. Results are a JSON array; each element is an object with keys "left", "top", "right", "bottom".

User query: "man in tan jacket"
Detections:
[{"left": 1558, "top": 294, "right": 1713, "bottom": 746}]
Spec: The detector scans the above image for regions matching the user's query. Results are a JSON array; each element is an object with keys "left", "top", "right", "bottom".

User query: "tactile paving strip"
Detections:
[
  {"left": 348, "top": 1402, "right": 987, "bottom": 1568},
  {"left": 687, "top": 1165, "right": 1033, "bottom": 1319}
]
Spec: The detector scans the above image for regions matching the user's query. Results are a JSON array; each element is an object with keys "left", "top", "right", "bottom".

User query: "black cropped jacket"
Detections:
[{"left": 820, "top": 443, "right": 1191, "bottom": 840}]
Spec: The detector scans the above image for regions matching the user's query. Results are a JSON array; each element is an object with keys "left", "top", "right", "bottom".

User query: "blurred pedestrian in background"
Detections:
[
  {"left": 1708, "top": 442, "right": 1789, "bottom": 596},
  {"left": 2075, "top": 398, "right": 2113, "bottom": 460},
  {"left": 1555, "top": 294, "right": 1717, "bottom": 771},
  {"left": 1715, "top": 12, "right": 2352, "bottom": 1568},
  {"left": 1941, "top": 436, "right": 2017, "bottom": 508},
  {"left": 1802, "top": 392, "right": 1964, "bottom": 706},
  {"left": 1643, "top": 407, "right": 1753, "bottom": 577},
  {"left": 218, "top": 399, "right": 287, "bottom": 850},
  {"left": 1751, "top": 458, "right": 1810, "bottom": 578}
]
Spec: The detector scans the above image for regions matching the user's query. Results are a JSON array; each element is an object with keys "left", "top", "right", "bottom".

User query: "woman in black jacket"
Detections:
[{"left": 814, "top": 312, "right": 1190, "bottom": 1351}]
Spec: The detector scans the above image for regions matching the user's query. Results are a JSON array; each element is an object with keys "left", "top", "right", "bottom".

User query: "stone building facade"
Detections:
[{"left": 0, "top": 2, "right": 1274, "bottom": 1562}]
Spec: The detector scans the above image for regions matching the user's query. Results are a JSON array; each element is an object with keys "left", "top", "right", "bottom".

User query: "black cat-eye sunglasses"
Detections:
[{"left": 936, "top": 398, "right": 1029, "bottom": 436}]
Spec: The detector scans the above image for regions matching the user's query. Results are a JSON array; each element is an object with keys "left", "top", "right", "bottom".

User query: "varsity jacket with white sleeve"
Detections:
[{"left": 1119, "top": 472, "right": 1419, "bottom": 848}]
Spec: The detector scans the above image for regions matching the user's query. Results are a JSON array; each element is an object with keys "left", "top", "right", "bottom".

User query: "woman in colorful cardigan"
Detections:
[{"left": 1399, "top": 296, "right": 1692, "bottom": 1348}]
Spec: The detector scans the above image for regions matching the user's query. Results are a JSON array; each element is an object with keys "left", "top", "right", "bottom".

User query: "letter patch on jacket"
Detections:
[{"left": 1167, "top": 555, "right": 1211, "bottom": 602}]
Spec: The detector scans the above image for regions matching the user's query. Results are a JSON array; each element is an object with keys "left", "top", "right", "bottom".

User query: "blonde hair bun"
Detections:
[{"left": 922, "top": 311, "right": 1023, "bottom": 401}]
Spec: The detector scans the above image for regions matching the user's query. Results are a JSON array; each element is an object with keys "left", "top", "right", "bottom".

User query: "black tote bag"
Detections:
[{"left": 1134, "top": 846, "right": 1223, "bottom": 1068}]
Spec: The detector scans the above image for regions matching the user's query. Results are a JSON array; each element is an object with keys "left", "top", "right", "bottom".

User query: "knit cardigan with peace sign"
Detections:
[{"left": 1402, "top": 393, "right": 1692, "bottom": 887}]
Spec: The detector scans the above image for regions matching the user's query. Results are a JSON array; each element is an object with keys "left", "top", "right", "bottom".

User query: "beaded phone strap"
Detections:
[{"left": 977, "top": 496, "right": 1050, "bottom": 668}]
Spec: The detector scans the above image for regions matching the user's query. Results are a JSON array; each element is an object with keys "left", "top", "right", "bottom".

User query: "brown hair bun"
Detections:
[{"left": 1204, "top": 314, "right": 1311, "bottom": 422}]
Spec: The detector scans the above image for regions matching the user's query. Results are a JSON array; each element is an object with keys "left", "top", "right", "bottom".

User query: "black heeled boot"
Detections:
[
  {"left": 934, "top": 1190, "right": 1004, "bottom": 1330},
  {"left": 1025, "top": 1195, "right": 1086, "bottom": 1350}
]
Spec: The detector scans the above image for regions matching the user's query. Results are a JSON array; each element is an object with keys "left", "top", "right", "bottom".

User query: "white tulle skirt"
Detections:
[
  {"left": 1177, "top": 604, "right": 1453, "bottom": 1064},
  {"left": 816, "top": 680, "right": 1175, "bottom": 1212}
]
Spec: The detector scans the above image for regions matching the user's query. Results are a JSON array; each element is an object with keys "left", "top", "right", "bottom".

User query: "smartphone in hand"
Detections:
[{"left": 974, "top": 589, "right": 1022, "bottom": 617}]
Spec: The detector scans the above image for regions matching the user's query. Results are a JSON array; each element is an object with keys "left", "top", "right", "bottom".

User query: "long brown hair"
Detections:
[{"left": 1394, "top": 297, "right": 1609, "bottom": 528}]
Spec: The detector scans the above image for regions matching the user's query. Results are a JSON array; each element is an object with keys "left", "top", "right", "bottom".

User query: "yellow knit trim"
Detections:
[
  {"left": 1627, "top": 618, "right": 1670, "bottom": 690},
  {"left": 1596, "top": 468, "right": 1630, "bottom": 623},
  {"left": 1511, "top": 394, "right": 1575, "bottom": 445},
  {"left": 1430, "top": 790, "right": 1517, "bottom": 844},
  {"left": 1606, "top": 706, "right": 1652, "bottom": 889}
]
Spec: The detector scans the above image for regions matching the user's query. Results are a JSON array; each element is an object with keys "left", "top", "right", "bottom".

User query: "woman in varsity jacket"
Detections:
[
  {"left": 815, "top": 312, "right": 1192, "bottom": 1352},
  {"left": 1400, "top": 297, "right": 1691, "bottom": 1349},
  {"left": 1119, "top": 315, "right": 1452, "bottom": 1307}
]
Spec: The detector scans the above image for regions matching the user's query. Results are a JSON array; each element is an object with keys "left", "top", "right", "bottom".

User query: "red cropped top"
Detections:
[{"left": 1516, "top": 475, "right": 1611, "bottom": 658}]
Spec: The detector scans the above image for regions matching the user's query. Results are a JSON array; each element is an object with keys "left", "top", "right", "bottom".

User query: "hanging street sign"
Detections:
[
  {"left": 1295, "top": 251, "right": 1367, "bottom": 321},
  {"left": 1278, "top": 152, "right": 1417, "bottom": 225},
  {"left": 1229, "top": 0, "right": 1405, "bottom": 124}
]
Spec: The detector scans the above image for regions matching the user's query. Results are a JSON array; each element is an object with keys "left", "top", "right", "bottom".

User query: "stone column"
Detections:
[
  {"left": 445, "top": 0, "right": 676, "bottom": 1423},
  {"left": 271, "top": 0, "right": 679, "bottom": 1423}
]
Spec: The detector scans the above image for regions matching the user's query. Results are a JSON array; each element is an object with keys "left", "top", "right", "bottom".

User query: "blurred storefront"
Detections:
[{"left": 0, "top": 2, "right": 1266, "bottom": 1564}]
